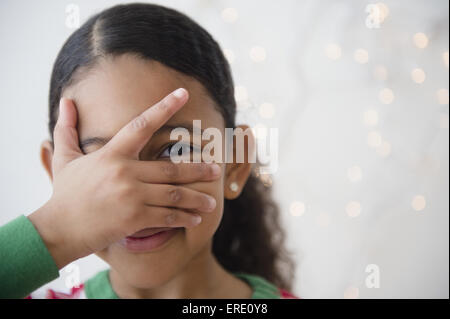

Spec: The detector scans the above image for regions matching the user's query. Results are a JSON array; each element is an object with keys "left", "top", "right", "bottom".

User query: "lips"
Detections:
[
  {"left": 128, "top": 227, "right": 173, "bottom": 239},
  {"left": 119, "top": 227, "right": 181, "bottom": 252}
]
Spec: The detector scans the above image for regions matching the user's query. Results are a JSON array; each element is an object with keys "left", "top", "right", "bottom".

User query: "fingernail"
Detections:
[
  {"left": 57, "top": 98, "right": 66, "bottom": 123},
  {"left": 205, "top": 196, "right": 216, "bottom": 212},
  {"left": 210, "top": 164, "right": 221, "bottom": 177},
  {"left": 192, "top": 215, "right": 202, "bottom": 225},
  {"left": 173, "top": 88, "right": 186, "bottom": 99}
]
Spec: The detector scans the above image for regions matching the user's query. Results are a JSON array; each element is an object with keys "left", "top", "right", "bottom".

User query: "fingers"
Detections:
[
  {"left": 106, "top": 88, "right": 189, "bottom": 158},
  {"left": 138, "top": 184, "right": 217, "bottom": 213},
  {"left": 130, "top": 161, "right": 222, "bottom": 184},
  {"left": 52, "top": 98, "right": 83, "bottom": 173},
  {"left": 134, "top": 206, "right": 203, "bottom": 229}
]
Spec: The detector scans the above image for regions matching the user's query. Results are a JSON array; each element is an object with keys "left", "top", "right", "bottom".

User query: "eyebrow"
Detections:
[{"left": 79, "top": 123, "right": 203, "bottom": 152}]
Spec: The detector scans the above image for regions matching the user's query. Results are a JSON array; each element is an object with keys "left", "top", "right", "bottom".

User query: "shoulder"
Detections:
[{"left": 233, "top": 272, "right": 299, "bottom": 299}]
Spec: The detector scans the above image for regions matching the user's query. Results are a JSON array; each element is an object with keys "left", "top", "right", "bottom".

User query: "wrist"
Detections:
[{"left": 28, "top": 201, "right": 79, "bottom": 269}]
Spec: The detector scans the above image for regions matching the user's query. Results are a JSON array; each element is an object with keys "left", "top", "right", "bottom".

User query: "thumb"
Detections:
[{"left": 53, "top": 98, "right": 82, "bottom": 173}]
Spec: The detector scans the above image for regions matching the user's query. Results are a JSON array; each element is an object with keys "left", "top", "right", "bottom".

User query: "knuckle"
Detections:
[
  {"left": 165, "top": 210, "right": 178, "bottom": 226},
  {"left": 158, "top": 98, "right": 170, "bottom": 111},
  {"left": 130, "top": 115, "right": 148, "bottom": 131},
  {"left": 116, "top": 199, "right": 140, "bottom": 225},
  {"left": 97, "top": 148, "right": 111, "bottom": 161},
  {"left": 162, "top": 162, "right": 179, "bottom": 180},
  {"left": 167, "top": 186, "right": 182, "bottom": 203},
  {"left": 196, "top": 163, "right": 208, "bottom": 176},
  {"left": 53, "top": 123, "right": 63, "bottom": 134},
  {"left": 116, "top": 181, "right": 135, "bottom": 200},
  {"left": 122, "top": 206, "right": 138, "bottom": 224},
  {"left": 109, "top": 162, "right": 128, "bottom": 180},
  {"left": 130, "top": 204, "right": 142, "bottom": 220}
]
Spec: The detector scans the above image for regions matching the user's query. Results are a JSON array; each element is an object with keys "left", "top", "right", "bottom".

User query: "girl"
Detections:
[{"left": 0, "top": 3, "right": 296, "bottom": 299}]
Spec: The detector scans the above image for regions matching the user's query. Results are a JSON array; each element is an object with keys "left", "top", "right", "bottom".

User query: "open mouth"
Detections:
[
  {"left": 119, "top": 227, "right": 181, "bottom": 252},
  {"left": 127, "top": 227, "right": 175, "bottom": 239}
]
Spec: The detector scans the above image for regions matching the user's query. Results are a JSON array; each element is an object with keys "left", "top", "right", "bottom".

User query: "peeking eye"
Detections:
[{"left": 159, "top": 143, "right": 201, "bottom": 159}]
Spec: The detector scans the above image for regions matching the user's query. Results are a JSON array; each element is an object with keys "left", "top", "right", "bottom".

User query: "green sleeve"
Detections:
[{"left": 0, "top": 215, "right": 60, "bottom": 298}]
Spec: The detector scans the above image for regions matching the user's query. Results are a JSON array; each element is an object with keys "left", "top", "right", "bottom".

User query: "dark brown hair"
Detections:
[{"left": 48, "top": 3, "right": 295, "bottom": 291}]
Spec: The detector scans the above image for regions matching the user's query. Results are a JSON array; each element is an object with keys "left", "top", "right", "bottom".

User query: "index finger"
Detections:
[{"left": 106, "top": 88, "right": 188, "bottom": 158}]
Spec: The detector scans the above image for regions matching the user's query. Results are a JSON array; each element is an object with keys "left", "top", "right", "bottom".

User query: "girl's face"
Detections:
[{"left": 60, "top": 54, "right": 241, "bottom": 288}]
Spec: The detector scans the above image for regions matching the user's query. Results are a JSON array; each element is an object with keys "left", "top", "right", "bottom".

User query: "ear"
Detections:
[
  {"left": 224, "top": 124, "right": 255, "bottom": 200},
  {"left": 40, "top": 140, "right": 54, "bottom": 181}
]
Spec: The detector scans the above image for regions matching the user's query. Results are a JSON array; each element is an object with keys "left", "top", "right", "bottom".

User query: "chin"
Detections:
[
  {"left": 111, "top": 253, "right": 189, "bottom": 289},
  {"left": 99, "top": 240, "right": 189, "bottom": 287}
]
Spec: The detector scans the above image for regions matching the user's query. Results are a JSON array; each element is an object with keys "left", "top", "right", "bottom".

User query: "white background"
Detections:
[{"left": 0, "top": 0, "right": 448, "bottom": 298}]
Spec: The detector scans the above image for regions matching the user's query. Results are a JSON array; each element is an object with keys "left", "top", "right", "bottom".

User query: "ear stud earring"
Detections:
[{"left": 229, "top": 182, "right": 239, "bottom": 192}]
